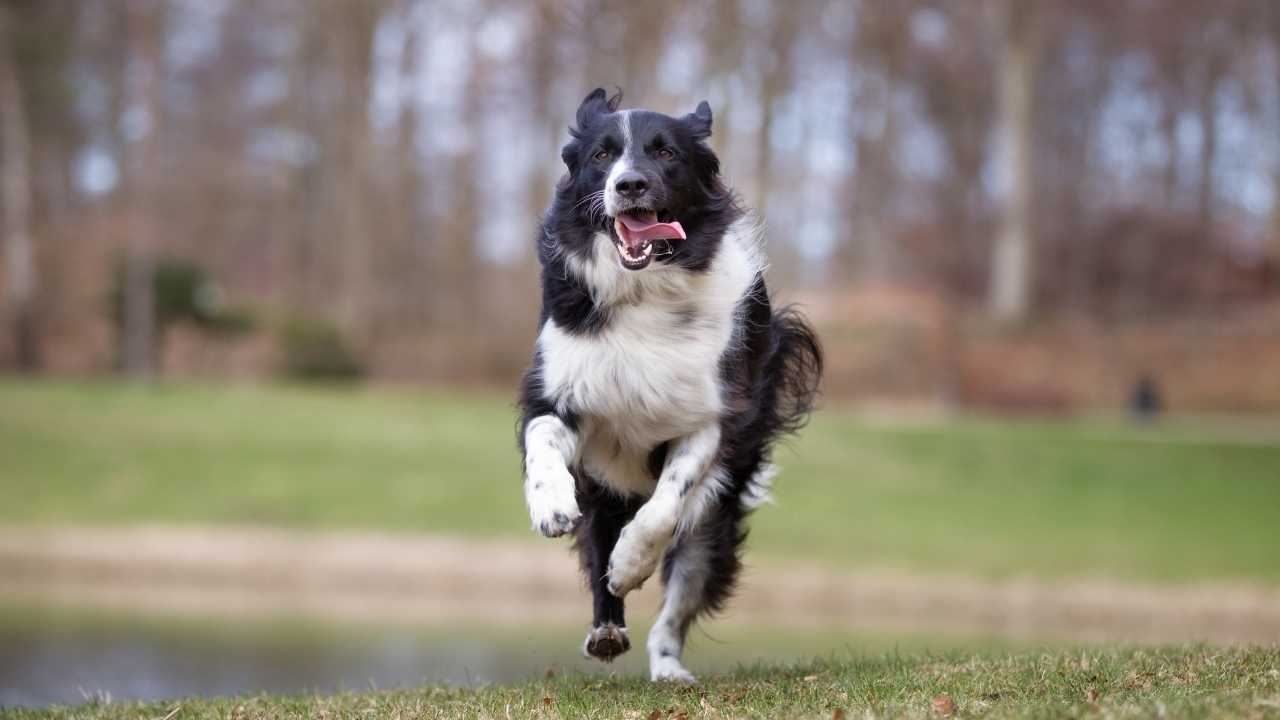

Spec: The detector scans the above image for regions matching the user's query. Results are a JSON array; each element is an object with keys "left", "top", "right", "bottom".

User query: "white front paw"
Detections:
[
  {"left": 650, "top": 657, "right": 697, "bottom": 684},
  {"left": 526, "top": 465, "right": 580, "bottom": 538},
  {"left": 607, "top": 522, "right": 666, "bottom": 596}
]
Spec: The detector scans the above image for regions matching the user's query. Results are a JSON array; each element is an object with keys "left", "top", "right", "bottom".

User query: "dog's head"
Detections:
[{"left": 556, "top": 88, "right": 730, "bottom": 271}]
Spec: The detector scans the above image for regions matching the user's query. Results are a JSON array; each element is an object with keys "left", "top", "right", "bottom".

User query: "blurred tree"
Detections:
[
  {"left": 0, "top": 0, "right": 1276, "bottom": 395},
  {"left": 120, "top": 0, "right": 165, "bottom": 379},
  {"left": 751, "top": 0, "right": 797, "bottom": 217},
  {"left": 842, "top": 0, "right": 912, "bottom": 282},
  {"left": 989, "top": 0, "right": 1042, "bottom": 323},
  {"left": 334, "top": 0, "right": 382, "bottom": 336},
  {"left": 0, "top": 5, "right": 37, "bottom": 369},
  {"left": 1267, "top": 1, "right": 1280, "bottom": 265},
  {"left": 1193, "top": 18, "right": 1231, "bottom": 233}
]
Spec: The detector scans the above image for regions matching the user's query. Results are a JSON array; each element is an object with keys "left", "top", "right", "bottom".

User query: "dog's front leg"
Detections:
[
  {"left": 607, "top": 424, "right": 721, "bottom": 597},
  {"left": 523, "top": 415, "right": 581, "bottom": 537}
]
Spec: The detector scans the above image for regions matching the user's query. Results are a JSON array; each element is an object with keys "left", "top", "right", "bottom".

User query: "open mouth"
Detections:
[{"left": 611, "top": 209, "right": 686, "bottom": 271}]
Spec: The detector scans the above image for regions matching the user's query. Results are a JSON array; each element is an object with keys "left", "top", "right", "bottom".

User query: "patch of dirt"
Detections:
[{"left": 2, "top": 525, "right": 1278, "bottom": 643}]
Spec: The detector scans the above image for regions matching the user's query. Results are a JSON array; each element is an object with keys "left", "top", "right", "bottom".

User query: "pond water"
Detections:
[
  {"left": 0, "top": 612, "right": 614, "bottom": 708},
  {"left": 0, "top": 606, "right": 1008, "bottom": 708}
]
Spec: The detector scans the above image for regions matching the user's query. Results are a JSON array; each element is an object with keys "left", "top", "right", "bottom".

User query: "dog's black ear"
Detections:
[
  {"left": 560, "top": 140, "right": 580, "bottom": 173},
  {"left": 574, "top": 88, "right": 612, "bottom": 132},
  {"left": 684, "top": 100, "right": 713, "bottom": 140},
  {"left": 565, "top": 88, "right": 622, "bottom": 172}
]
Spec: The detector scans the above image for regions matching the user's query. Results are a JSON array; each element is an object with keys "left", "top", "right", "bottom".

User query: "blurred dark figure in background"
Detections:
[{"left": 1131, "top": 374, "right": 1163, "bottom": 423}]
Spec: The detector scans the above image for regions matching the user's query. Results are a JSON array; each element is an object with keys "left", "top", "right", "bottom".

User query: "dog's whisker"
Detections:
[{"left": 573, "top": 189, "right": 607, "bottom": 213}]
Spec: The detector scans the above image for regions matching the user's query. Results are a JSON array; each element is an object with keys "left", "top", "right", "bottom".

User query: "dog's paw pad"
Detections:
[{"left": 583, "top": 624, "right": 630, "bottom": 662}]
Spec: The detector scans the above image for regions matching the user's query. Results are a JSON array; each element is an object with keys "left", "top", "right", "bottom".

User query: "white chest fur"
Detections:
[{"left": 538, "top": 219, "right": 762, "bottom": 496}]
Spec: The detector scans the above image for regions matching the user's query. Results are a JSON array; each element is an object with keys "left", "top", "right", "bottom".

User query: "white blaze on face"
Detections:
[{"left": 603, "top": 110, "right": 636, "bottom": 218}]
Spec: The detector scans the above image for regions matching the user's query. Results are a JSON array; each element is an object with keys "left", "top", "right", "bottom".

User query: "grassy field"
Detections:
[
  {"left": 2, "top": 378, "right": 1279, "bottom": 583},
  {"left": 4, "top": 647, "right": 1278, "bottom": 719}
]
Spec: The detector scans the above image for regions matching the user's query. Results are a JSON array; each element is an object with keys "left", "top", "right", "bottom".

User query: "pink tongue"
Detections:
[{"left": 616, "top": 212, "right": 686, "bottom": 249}]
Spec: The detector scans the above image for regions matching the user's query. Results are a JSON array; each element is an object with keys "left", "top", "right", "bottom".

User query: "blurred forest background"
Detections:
[{"left": 2, "top": 0, "right": 1280, "bottom": 410}]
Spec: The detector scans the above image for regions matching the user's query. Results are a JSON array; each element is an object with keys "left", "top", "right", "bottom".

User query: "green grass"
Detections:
[
  {"left": 5, "top": 647, "right": 1278, "bottom": 719},
  {"left": 2, "top": 378, "right": 1279, "bottom": 583}
]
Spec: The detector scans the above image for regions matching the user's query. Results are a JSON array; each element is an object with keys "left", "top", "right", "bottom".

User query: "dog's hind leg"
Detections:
[
  {"left": 647, "top": 498, "right": 745, "bottom": 683},
  {"left": 574, "top": 484, "right": 640, "bottom": 662}
]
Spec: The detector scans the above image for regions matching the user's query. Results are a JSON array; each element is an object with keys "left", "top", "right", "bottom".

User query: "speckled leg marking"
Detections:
[{"left": 523, "top": 416, "right": 580, "bottom": 537}]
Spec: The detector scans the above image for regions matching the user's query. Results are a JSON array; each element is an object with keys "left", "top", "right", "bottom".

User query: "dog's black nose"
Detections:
[{"left": 615, "top": 172, "right": 649, "bottom": 199}]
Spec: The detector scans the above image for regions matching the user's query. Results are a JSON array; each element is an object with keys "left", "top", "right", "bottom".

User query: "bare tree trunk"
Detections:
[
  {"left": 753, "top": 9, "right": 796, "bottom": 216},
  {"left": 395, "top": 1, "right": 428, "bottom": 329},
  {"left": 121, "top": 2, "right": 163, "bottom": 378},
  {"left": 1160, "top": 102, "right": 1180, "bottom": 209},
  {"left": 846, "top": 61, "right": 899, "bottom": 282},
  {"left": 1271, "top": 5, "right": 1280, "bottom": 261},
  {"left": 1196, "top": 59, "right": 1224, "bottom": 233},
  {"left": 525, "top": 0, "right": 558, "bottom": 230},
  {"left": 440, "top": 25, "right": 484, "bottom": 331},
  {"left": 291, "top": 1, "right": 325, "bottom": 311},
  {"left": 0, "top": 9, "right": 38, "bottom": 368},
  {"left": 0, "top": 8, "right": 38, "bottom": 369},
  {"left": 1273, "top": 13, "right": 1280, "bottom": 262},
  {"left": 1273, "top": 173, "right": 1280, "bottom": 264},
  {"left": 335, "top": 1, "right": 380, "bottom": 337},
  {"left": 989, "top": 0, "right": 1040, "bottom": 323}
]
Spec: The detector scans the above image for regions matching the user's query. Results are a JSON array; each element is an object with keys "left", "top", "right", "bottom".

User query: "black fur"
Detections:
[
  {"left": 517, "top": 88, "right": 823, "bottom": 654},
  {"left": 574, "top": 482, "right": 643, "bottom": 627}
]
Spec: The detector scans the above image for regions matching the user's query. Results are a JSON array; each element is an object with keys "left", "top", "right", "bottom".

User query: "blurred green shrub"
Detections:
[
  {"left": 110, "top": 259, "right": 258, "bottom": 332},
  {"left": 109, "top": 259, "right": 257, "bottom": 367},
  {"left": 278, "top": 317, "right": 366, "bottom": 380}
]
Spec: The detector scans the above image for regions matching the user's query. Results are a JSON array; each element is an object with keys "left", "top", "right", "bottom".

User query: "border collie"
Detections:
[{"left": 517, "top": 88, "right": 822, "bottom": 683}]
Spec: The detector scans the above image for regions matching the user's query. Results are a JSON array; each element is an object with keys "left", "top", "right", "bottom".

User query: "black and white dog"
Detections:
[{"left": 517, "top": 89, "right": 822, "bottom": 682}]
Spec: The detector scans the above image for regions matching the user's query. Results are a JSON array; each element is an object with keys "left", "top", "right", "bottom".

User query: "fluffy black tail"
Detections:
[{"left": 763, "top": 306, "right": 823, "bottom": 438}]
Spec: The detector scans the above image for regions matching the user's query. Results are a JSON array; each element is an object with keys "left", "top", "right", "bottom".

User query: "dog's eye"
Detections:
[
  {"left": 593, "top": 150, "right": 610, "bottom": 162},
  {"left": 656, "top": 147, "right": 675, "bottom": 161}
]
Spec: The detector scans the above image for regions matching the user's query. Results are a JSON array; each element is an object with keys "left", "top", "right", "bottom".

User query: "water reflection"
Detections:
[
  {"left": 1, "top": 613, "right": 589, "bottom": 707},
  {"left": 0, "top": 605, "right": 1013, "bottom": 708}
]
